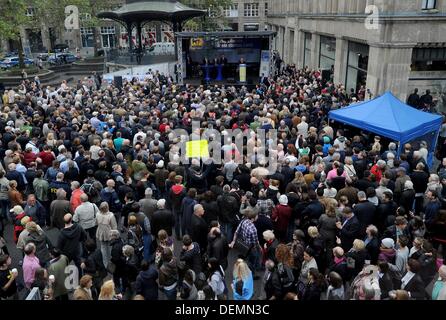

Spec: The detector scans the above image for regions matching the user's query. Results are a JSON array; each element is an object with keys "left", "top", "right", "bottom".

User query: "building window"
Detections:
[
  {"left": 319, "top": 36, "right": 336, "bottom": 71},
  {"left": 303, "top": 32, "right": 312, "bottom": 67},
  {"left": 80, "top": 27, "right": 94, "bottom": 47},
  {"left": 346, "top": 41, "right": 370, "bottom": 94},
  {"left": 411, "top": 47, "right": 446, "bottom": 71},
  {"left": 244, "top": 3, "right": 259, "bottom": 17},
  {"left": 224, "top": 4, "right": 238, "bottom": 17},
  {"left": 265, "top": 2, "right": 269, "bottom": 15},
  {"left": 101, "top": 26, "right": 116, "bottom": 48},
  {"left": 422, "top": 0, "right": 436, "bottom": 10},
  {"left": 244, "top": 23, "right": 259, "bottom": 31}
]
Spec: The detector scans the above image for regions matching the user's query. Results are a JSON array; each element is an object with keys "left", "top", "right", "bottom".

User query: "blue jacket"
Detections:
[
  {"left": 233, "top": 273, "right": 254, "bottom": 300},
  {"left": 424, "top": 199, "right": 441, "bottom": 225}
]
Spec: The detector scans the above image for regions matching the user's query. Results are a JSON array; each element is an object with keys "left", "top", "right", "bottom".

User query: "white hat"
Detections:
[
  {"left": 381, "top": 238, "right": 395, "bottom": 249},
  {"left": 279, "top": 195, "right": 288, "bottom": 205},
  {"left": 157, "top": 199, "right": 166, "bottom": 208},
  {"left": 157, "top": 160, "right": 164, "bottom": 168},
  {"left": 10, "top": 205, "right": 24, "bottom": 215}
]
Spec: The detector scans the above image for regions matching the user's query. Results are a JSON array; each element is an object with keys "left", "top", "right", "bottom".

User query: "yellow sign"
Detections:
[
  {"left": 186, "top": 140, "right": 209, "bottom": 158},
  {"left": 191, "top": 38, "right": 204, "bottom": 48},
  {"left": 239, "top": 64, "right": 247, "bottom": 82}
]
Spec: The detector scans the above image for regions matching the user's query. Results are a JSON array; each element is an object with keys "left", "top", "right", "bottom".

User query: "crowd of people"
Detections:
[{"left": 0, "top": 62, "right": 445, "bottom": 301}]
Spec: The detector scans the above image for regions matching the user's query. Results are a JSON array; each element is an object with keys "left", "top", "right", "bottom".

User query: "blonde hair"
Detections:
[
  {"left": 325, "top": 201, "right": 337, "bottom": 217},
  {"left": 99, "top": 280, "right": 116, "bottom": 300},
  {"left": 353, "top": 239, "right": 365, "bottom": 251},
  {"left": 262, "top": 230, "right": 275, "bottom": 241},
  {"left": 307, "top": 226, "right": 319, "bottom": 238},
  {"left": 333, "top": 246, "right": 344, "bottom": 258},
  {"left": 233, "top": 259, "right": 251, "bottom": 281}
]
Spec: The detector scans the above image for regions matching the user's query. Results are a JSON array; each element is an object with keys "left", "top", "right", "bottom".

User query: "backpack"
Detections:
[
  {"left": 81, "top": 181, "right": 99, "bottom": 199},
  {"left": 277, "top": 263, "right": 295, "bottom": 289},
  {"left": 127, "top": 226, "right": 143, "bottom": 253}
]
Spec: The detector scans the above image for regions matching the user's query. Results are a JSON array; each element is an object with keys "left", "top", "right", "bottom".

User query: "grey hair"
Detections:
[{"left": 56, "top": 188, "right": 67, "bottom": 199}]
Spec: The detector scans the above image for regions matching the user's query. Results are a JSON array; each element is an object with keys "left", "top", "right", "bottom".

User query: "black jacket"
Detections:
[
  {"left": 57, "top": 224, "right": 87, "bottom": 262},
  {"left": 180, "top": 243, "right": 202, "bottom": 274},
  {"left": 400, "top": 189, "right": 415, "bottom": 213},
  {"left": 403, "top": 273, "right": 425, "bottom": 300},
  {"left": 207, "top": 233, "right": 229, "bottom": 270},
  {"left": 339, "top": 216, "right": 361, "bottom": 252},
  {"left": 418, "top": 253, "right": 437, "bottom": 287},
  {"left": 152, "top": 209, "right": 175, "bottom": 237},
  {"left": 379, "top": 272, "right": 394, "bottom": 299},
  {"left": 135, "top": 267, "right": 159, "bottom": 300},
  {"left": 254, "top": 214, "right": 274, "bottom": 246},
  {"left": 83, "top": 249, "right": 107, "bottom": 289},
  {"left": 365, "top": 237, "right": 380, "bottom": 265},
  {"left": 190, "top": 214, "right": 208, "bottom": 253},
  {"left": 301, "top": 282, "right": 322, "bottom": 301},
  {"left": 264, "top": 239, "right": 280, "bottom": 263},
  {"left": 353, "top": 201, "right": 376, "bottom": 234},
  {"left": 216, "top": 193, "right": 239, "bottom": 224},
  {"left": 201, "top": 200, "right": 219, "bottom": 224}
]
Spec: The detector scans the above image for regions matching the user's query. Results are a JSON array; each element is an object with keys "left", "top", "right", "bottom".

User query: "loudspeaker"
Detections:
[
  {"left": 114, "top": 76, "right": 123, "bottom": 89},
  {"left": 321, "top": 69, "right": 331, "bottom": 82}
]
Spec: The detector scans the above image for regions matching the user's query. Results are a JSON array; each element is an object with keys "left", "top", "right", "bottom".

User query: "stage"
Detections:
[{"left": 175, "top": 31, "right": 276, "bottom": 86}]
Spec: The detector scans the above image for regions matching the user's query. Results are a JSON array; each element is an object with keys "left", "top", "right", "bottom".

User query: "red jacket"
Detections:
[
  {"left": 14, "top": 212, "right": 31, "bottom": 243},
  {"left": 370, "top": 164, "right": 383, "bottom": 183},
  {"left": 271, "top": 204, "right": 292, "bottom": 233},
  {"left": 23, "top": 152, "right": 37, "bottom": 167}
]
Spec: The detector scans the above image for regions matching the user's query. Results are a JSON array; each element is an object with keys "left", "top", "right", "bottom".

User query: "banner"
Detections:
[
  {"left": 186, "top": 140, "right": 209, "bottom": 158},
  {"left": 259, "top": 50, "right": 271, "bottom": 77},
  {"left": 239, "top": 64, "right": 246, "bottom": 83}
]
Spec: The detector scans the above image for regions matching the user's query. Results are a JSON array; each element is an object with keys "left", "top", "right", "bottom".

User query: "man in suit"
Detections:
[
  {"left": 353, "top": 191, "right": 376, "bottom": 236},
  {"left": 190, "top": 204, "right": 208, "bottom": 253},
  {"left": 336, "top": 207, "right": 361, "bottom": 252},
  {"left": 400, "top": 258, "right": 426, "bottom": 300}
]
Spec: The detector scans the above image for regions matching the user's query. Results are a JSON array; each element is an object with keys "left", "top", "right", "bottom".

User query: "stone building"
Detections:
[{"left": 265, "top": 0, "right": 446, "bottom": 106}]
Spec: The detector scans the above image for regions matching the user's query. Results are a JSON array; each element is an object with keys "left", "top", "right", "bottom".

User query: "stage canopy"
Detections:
[{"left": 328, "top": 91, "right": 443, "bottom": 165}]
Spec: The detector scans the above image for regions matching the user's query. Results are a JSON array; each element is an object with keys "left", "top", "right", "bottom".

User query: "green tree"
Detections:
[
  {"left": 182, "top": 0, "right": 233, "bottom": 31},
  {"left": 29, "top": 0, "right": 115, "bottom": 55},
  {"left": 0, "top": 0, "right": 30, "bottom": 68}
]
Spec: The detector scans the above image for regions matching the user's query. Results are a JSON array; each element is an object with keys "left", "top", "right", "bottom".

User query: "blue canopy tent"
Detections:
[{"left": 328, "top": 92, "right": 443, "bottom": 167}]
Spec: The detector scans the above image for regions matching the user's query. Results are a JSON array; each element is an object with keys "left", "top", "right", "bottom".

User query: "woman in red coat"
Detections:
[{"left": 272, "top": 195, "right": 292, "bottom": 243}]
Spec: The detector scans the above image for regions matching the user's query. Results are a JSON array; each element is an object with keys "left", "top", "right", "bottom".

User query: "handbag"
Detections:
[{"left": 234, "top": 220, "right": 252, "bottom": 257}]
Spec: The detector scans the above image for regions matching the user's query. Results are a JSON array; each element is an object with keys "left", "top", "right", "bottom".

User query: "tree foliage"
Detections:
[
  {"left": 0, "top": 0, "right": 29, "bottom": 40},
  {"left": 182, "top": 0, "right": 233, "bottom": 31}
]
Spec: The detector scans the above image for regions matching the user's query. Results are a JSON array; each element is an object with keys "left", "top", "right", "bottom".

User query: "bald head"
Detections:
[
  {"left": 106, "top": 179, "right": 115, "bottom": 188},
  {"left": 64, "top": 213, "right": 73, "bottom": 225},
  {"left": 80, "top": 193, "right": 89, "bottom": 202}
]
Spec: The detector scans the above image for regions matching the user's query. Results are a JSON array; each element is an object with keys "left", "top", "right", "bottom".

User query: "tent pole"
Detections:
[
  {"left": 429, "top": 129, "right": 441, "bottom": 169},
  {"left": 397, "top": 140, "right": 403, "bottom": 159}
]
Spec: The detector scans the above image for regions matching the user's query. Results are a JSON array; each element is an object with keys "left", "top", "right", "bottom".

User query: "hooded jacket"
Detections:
[
  {"left": 216, "top": 193, "right": 238, "bottom": 224},
  {"left": 180, "top": 242, "right": 202, "bottom": 274},
  {"left": 159, "top": 258, "right": 179, "bottom": 288},
  {"left": 135, "top": 267, "right": 159, "bottom": 300},
  {"left": 24, "top": 231, "right": 53, "bottom": 265},
  {"left": 169, "top": 184, "right": 186, "bottom": 212},
  {"left": 57, "top": 223, "right": 87, "bottom": 261}
]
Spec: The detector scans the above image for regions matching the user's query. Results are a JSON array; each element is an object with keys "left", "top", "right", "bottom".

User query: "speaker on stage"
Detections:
[
  {"left": 321, "top": 69, "right": 331, "bottom": 82},
  {"left": 114, "top": 76, "right": 123, "bottom": 89}
]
